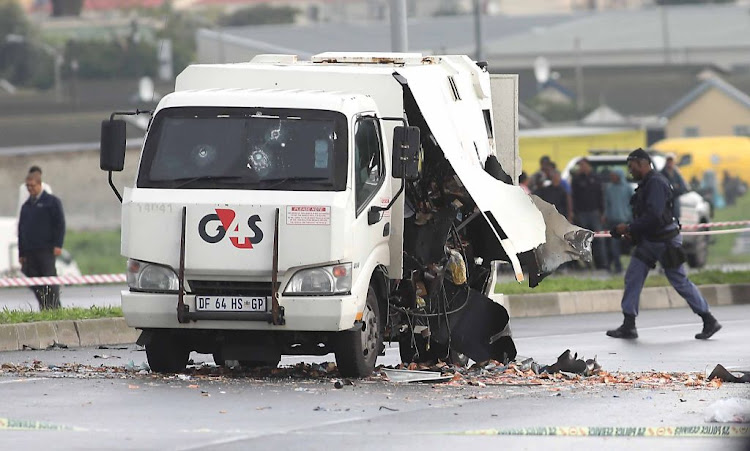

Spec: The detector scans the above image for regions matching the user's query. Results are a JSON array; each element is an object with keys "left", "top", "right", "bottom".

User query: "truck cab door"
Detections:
[{"left": 352, "top": 115, "right": 391, "bottom": 277}]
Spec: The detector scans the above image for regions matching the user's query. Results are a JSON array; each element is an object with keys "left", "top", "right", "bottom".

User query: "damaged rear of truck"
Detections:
[{"left": 100, "top": 53, "right": 592, "bottom": 376}]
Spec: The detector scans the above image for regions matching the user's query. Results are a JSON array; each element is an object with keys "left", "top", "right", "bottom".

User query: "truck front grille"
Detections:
[{"left": 187, "top": 280, "right": 273, "bottom": 297}]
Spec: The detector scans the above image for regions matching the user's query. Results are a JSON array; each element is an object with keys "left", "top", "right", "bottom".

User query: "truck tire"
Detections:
[
  {"left": 146, "top": 332, "right": 190, "bottom": 373},
  {"left": 687, "top": 234, "right": 709, "bottom": 268},
  {"left": 335, "top": 284, "right": 383, "bottom": 377}
]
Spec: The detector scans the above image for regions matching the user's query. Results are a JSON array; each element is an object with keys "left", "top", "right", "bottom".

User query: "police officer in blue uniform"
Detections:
[{"left": 606, "top": 148, "right": 721, "bottom": 340}]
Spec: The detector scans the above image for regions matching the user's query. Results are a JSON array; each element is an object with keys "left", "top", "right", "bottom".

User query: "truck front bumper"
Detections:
[{"left": 121, "top": 291, "right": 360, "bottom": 331}]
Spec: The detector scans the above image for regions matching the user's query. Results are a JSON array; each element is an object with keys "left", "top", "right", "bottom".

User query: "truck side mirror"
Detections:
[
  {"left": 100, "top": 119, "right": 127, "bottom": 172},
  {"left": 391, "top": 125, "right": 422, "bottom": 180}
]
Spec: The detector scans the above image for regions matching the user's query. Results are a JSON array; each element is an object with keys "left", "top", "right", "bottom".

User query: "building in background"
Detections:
[{"left": 662, "top": 75, "right": 750, "bottom": 138}]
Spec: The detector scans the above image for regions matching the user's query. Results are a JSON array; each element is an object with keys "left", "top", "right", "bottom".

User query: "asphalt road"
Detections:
[{"left": 0, "top": 305, "right": 748, "bottom": 450}]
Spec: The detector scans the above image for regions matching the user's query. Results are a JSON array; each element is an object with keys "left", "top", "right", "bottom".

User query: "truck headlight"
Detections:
[
  {"left": 127, "top": 259, "right": 179, "bottom": 292},
  {"left": 284, "top": 263, "right": 352, "bottom": 295}
]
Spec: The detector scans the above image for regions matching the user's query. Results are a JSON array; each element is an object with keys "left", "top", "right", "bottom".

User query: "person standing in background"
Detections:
[
  {"left": 17, "top": 166, "right": 53, "bottom": 218},
  {"left": 603, "top": 168, "right": 634, "bottom": 274},
  {"left": 18, "top": 171, "right": 66, "bottom": 310},
  {"left": 519, "top": 171, "right": 531, "bottom": 194},
  {"left": 660, "top": 154, "right": 687, "bottom": 220},
  {"left": 534, "top": 170, "right": 569, "bottom": 219},
  {"left": 571, "top": 158, "right": 607, "bottom": 269},
  {"left": 529, "top": 155, "right": 552, "bottom": 193}
]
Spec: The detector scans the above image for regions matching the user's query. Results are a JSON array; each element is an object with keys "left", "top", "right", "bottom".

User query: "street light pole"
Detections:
[
  {"left": 389, "top": 0, "right": 408, "bottom": 52},
  {"left": 473, "top": 0, "right": 484, "bottom": 61}
]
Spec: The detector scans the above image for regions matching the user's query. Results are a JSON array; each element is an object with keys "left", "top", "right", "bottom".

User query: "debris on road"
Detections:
[
  {"left": 707, "top": 364, "right": 750, "bottom": 383},
  {"left": 381, "top": 368, "right": 453, "bottom": 384},
  {"left": 705, "top": 398, "right": 750, "bottom": 423},
  {"left": 0, "top": 357, "right": 733, "bottom": 392}
]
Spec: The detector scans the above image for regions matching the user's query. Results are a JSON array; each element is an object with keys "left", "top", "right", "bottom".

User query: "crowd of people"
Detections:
[{"left": 521, "top": 155, "right": 640, "bottom": 274}]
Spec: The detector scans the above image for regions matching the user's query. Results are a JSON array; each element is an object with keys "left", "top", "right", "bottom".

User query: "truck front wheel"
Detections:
[
  {"left": 334, "top": 284, "right": 383, "bottom": 377},
  {"left": 146, "top": 331, "right": 190, "bottom": 373}
]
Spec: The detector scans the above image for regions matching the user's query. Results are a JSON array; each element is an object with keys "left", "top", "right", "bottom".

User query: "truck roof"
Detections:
[{"left": 158, "top": 87, "right": 377, "bottom": 114}]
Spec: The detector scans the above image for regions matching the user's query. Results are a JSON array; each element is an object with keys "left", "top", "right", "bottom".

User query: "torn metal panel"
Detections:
[
  {"left": 396, "top": 66, "right": 547, "bottom": 280},
  {"left": 530, "top": 194, "right": 594, "bottom": 276},
  {"left": 382, "top": 368, "right": 452, "bottom": 383}
]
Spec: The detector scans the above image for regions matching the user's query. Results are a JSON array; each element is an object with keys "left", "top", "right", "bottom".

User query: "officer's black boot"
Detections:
[
  {"left": 695, "top": 312, "right": 722, "bottom": 340},
  {"left": 606, "top": 314, "right": 638, "bottom": 339}
]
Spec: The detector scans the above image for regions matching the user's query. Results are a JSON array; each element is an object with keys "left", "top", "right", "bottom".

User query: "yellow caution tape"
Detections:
[
  {"left": 0, "top": 417, "right": 77, "bottom": 431},
  {"left": 455, "top": 425, "right": 750, "bottom": 438}
]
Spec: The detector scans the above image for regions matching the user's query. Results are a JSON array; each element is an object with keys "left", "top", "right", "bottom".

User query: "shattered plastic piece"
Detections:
[
  {"left": 704, "top": 398, "right": 750, "bottom": 423},
  {"left": 382, "top": 368, "right": 452, "bottom": 384},
  {"left": 707, "top": 364, "right": 750, "bottom": 383}
]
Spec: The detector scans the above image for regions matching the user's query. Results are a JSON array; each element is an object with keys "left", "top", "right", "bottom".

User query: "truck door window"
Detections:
[{"left": 354, "top": 117, "right": 384, "bottom": 213}]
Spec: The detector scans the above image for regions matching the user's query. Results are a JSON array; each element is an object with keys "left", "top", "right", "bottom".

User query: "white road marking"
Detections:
[{"left": 0, "top": 378, "right": 46, "bottom": 384}]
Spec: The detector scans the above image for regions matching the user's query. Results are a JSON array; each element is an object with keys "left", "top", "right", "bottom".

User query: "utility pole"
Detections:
[
  {"left": 389, "top": 0, "right": 408, "bottom": 52},
  {"left": 473, "top": 0, "right": 484, "bottom": 61},
  {"left": 660, "top": 6, "right": 671, "bottom": 64},
  {"left": 574, "top": 36, "right": 584, "bottom": 114}
]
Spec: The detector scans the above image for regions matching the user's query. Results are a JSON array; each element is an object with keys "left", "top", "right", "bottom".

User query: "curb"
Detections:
[
  {"left": 0, "top": 318, "right": 139, "bottom": 352},
  {"left": 504, "top": 283, "right": 750, "bottom": 318}
]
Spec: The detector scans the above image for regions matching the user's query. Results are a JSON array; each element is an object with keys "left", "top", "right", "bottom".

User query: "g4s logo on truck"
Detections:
[{"left": 198, "top": 209, "right": 263, "bottom": 249}]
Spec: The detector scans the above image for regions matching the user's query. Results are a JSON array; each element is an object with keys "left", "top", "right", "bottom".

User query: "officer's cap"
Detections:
[{"left": 627, "top": 148, "right": 651, "bottom": 163}]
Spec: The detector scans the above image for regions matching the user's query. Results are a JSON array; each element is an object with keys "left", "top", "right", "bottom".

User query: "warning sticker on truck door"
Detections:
[{"left": 286, "top": 206, "right": 331, "bottom": 225}]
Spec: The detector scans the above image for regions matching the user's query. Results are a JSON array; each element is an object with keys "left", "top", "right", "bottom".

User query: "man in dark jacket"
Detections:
[
  {"left": 18, "top": 171, "right": 65, "bottom": 310},
  {"left": 606, "top": 148, "right": 721, "bottom": 340},
  {"left": 572, "top": 158, "right": 607, "bottom": 268},
  {"left": 533, "top": 170, "right": 569, "bottom": 219}
]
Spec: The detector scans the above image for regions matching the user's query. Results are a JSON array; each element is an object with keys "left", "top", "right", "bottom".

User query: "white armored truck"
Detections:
[{"left": 100, "top": 53, "right": 592, "bottom": 376}]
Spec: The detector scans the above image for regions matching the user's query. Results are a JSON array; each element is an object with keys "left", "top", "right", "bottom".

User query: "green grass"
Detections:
[
  {"left": 0, "top": 306, "right": 123, "bottom": 324},
  {"left": 707, "top": 192, "right": 750, "bottom": 264},
  {"left": 495, "top": 270, "right": 750, "bottom": 295},
  {"left": 65, "top": 229, "right": 126, "bottom": 275}
]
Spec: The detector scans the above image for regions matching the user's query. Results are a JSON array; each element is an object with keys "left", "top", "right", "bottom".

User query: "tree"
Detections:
[
  {"left": 0, "top": 0, "right": 29, "bottom": 37},
  {"left": 51, "top": 0, "right": 83, "bottom": 17},
  {"left": 218, "top": 4, "right": 299, "bottom": 27},
  {"left": 0, "top": 1, "right": 54, "bottom": 89}
]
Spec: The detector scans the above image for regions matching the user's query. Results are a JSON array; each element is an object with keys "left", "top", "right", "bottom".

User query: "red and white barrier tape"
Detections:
[
  {"left": 594, "top": 227, "right": 750, "bottom": 238},
  {"left": 0, "top": 273, "right": 126, "bottom": 288},
  {"left": 3, "top": 219, "right": 750, "bottom": 287},
  {"left": 681, "top": 220, "right": 750, "bottom": 230}
]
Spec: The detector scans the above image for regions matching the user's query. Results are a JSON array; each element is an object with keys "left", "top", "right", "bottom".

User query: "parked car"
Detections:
[
  {"left": 0, "top": 216, "right": 81, "bottom": 278},
  {"left": 561, "top": 150, "right": 712, "bottom": 268}
]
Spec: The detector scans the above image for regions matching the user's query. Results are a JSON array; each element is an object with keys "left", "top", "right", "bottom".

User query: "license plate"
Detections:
[{"left": 195, "top": 296, "right": 267, "bottom": 312}]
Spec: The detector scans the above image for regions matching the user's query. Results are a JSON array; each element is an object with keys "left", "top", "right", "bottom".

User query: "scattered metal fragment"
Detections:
[
  {"left": 382, "top": 368, "right": 452, "bottom": 384},
  {"left": 707, "top": 364, "right": 750, "bottom": 383},
  {"left": 378, "top": 406, "right": 399, "bottom": 412}
]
